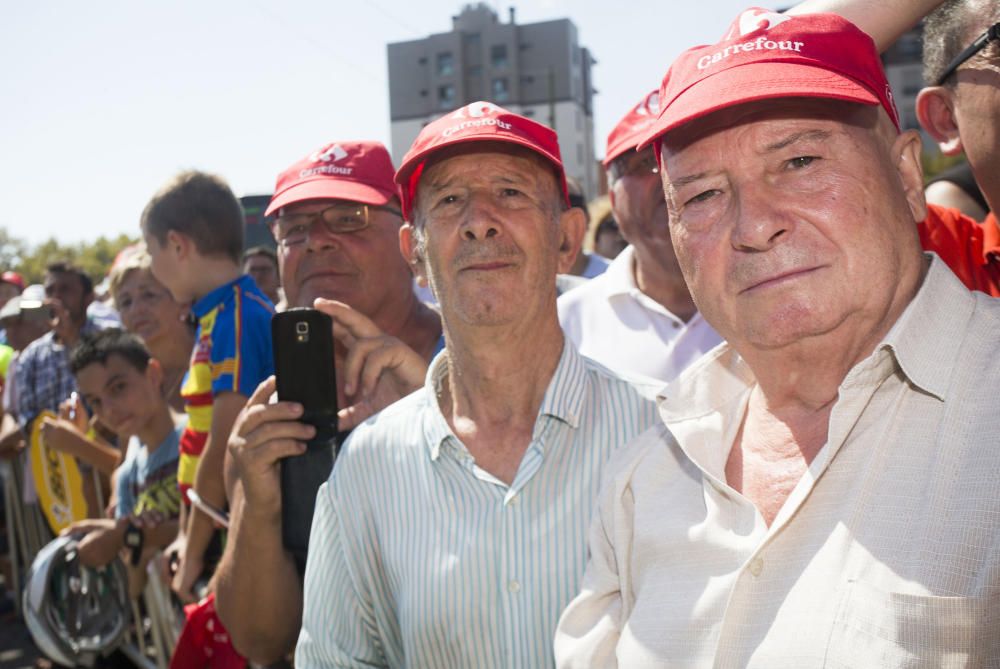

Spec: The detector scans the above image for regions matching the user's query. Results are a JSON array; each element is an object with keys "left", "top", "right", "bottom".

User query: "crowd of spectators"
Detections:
[{"left": 1, "top": 0, "right": 999, "bottom": 667}]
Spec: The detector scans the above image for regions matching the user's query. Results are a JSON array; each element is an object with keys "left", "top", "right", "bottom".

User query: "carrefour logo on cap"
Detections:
[
  {"left": 635, "top": 92, "right": 660, "bottom": 118},
  {"left": 311, "top": 144, "right": 348, "bottom": 163},
  {"left": 301, "top": 143, "right": 353, "bottom": 178},
  {"left": 441, "top": 102, "right": 513, "bottom": 138},
  {"left": 698, "top": 9, "right": 803, "bottom": 70}
]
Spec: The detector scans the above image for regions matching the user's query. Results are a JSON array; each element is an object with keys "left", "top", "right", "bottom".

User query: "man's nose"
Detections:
[
  {"left": 305, "top": 218, "right": 342, "bottom": 251},
  {"left": 460, "top": 194, "right": 502, "bottom": 241},
  {"left": 730, "top": 184, "right": 793, "bottom": 252}
]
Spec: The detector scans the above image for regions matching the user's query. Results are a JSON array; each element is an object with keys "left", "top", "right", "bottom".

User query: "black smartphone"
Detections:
[{"left": 271, "top": 308, "right": 340, "bottom": 572}]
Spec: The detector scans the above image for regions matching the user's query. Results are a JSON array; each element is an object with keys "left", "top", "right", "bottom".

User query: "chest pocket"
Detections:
[{"left": 825, "top": 579, "right": 1000, "bottom": 668}]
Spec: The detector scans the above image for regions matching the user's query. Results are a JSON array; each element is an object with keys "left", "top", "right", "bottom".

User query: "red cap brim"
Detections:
[
  {"left": 396, "top": 134, "right": 568, "bottom": 222},
  {"left": 639, "top": 61, "right": 882, "bottom": 151},
  {"left": 264, "top": 179, "right": 395, "bottom": 217}
]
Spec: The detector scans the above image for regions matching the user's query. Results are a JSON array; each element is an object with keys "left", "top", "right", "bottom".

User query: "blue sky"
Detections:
[{"left": 2, "top": 0, "right": 771, "bottom": 245}]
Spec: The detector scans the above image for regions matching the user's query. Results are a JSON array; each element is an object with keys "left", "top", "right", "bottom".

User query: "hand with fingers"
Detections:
[
  {"left": 39, "top": 414, "right": 86, "bottom": 454},
  {"left": 228, "top": 376, "right": 314, "bottom": 521},
  {"left": 314, "top": 298, "right": 430, "bottom": 431},
  {"left": 58, "top": 392, "right": 89, "bottom": 433}
]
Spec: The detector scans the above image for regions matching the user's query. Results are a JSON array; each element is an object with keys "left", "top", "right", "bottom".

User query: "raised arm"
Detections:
[
  {"left": 214, "top": 378, "right": 309, "bottom": 664},
  {"left": 785, "top": 0, "right": 947, "bottom": 52}
]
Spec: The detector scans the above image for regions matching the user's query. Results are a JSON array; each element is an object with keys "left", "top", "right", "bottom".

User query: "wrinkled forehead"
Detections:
[
  {"left": 419, "top": 141, "right": 559, "bottom": 190},
  {"left": 659, "top": 98, "right": 885, "bottom": 169}
]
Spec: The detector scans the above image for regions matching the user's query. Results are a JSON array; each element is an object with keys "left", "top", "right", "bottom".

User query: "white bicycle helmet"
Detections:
[{"left": 23, "top": 535, "right": 131, "bottom": 667}]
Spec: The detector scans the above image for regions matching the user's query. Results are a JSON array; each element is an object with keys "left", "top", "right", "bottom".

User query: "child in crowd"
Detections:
[
  {"left": 140, "top": 170, "right": 274, "bottom": 603},
  {"left": 60, "top": 329, "right": 182, "bottom": 594}
]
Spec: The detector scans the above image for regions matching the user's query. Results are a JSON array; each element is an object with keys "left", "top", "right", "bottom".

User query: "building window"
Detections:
[
  {"left": 491, "top": 44, "right": 508, "bottom": 68},
  {"left": 468, "top": 65, "right": 482, "bottom": 76},
  {"left": 492, "top": 77, "right": 509, "bottom": 102},
  {"left": 437, "top": 52, "right": 454, "bottom": 76},
  {"left": 438, "top": 84, "right": 455, "bottom": 109}
]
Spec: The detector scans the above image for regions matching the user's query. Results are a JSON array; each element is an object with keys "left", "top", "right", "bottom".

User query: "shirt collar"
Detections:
[
  {"left": 421, "top": 338, "right": 587, "bottom": 461},
  {"left": 191, "top": 275, "right": 250, "bottom": 319},
  {"left": 874, "top": 254, "right": 975, "bottom": 401},
  {"left": 600, "top": 245, "right": 639, "bottom": 298},
  {"left": 597, "top": 245, "right": 699, "bottom": 326}
]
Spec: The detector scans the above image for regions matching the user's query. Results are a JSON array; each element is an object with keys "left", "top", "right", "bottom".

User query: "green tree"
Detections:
[
  {"left": 0, "top": 227, "right": 28, "bottom": 272},
  {"left": 10, "top": 232, "right": 139, "bottom": 287}
]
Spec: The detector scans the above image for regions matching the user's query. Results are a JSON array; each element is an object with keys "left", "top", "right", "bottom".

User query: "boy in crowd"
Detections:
[
  {"left": 60, "top": 329, "right": 181, "bottom": 592},
  {"left": 140, "top": 170, "right": 274, "bottom": 603}
]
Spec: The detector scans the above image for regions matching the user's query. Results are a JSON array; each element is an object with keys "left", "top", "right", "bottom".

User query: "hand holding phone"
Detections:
[{"left": 271, "top": 308, "right": 341, "bottom": 572}]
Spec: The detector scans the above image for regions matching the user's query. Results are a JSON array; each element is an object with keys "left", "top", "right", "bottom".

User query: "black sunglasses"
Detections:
[{"left": 935, "top": 22, "right": 1000, "bottom": 86}]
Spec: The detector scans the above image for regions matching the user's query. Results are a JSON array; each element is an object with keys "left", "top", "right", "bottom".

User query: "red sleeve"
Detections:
[{"left": 918, "top": 204, "right": 988, "bottom": 293}]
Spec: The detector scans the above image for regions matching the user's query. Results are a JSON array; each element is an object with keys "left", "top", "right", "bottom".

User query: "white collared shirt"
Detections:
[
  {"left": 555, "top": 256, "right": 1000, "bottom": 668},
  {"left": 296, "top": 342, "right": 660, "bottom": 668},
  {"left": 558, "top": 245, "right": 722, "bottom": 384}
]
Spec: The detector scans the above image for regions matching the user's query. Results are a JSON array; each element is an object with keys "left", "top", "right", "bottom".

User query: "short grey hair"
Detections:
[{"left": 923, "top": 0, "right": 1000, "bottom": 85}]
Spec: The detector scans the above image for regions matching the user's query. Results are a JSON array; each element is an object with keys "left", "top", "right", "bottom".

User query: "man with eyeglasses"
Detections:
[
  {"left": 214, "top": 140, "right": 442, "bottom": 664},
  {"left": 804, "top": 0, "right": 1000, "bottom": 296},
  {"left": 558, "top": 90, "right": 722, "bottom": 383},
  {"left": 915, "top": 1, "right": 1000, "bottom": 296}
]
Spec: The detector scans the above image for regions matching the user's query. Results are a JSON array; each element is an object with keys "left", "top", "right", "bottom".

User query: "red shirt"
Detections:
[{"left": 918, "top": 204, "right": 1000, "bottom": 297}]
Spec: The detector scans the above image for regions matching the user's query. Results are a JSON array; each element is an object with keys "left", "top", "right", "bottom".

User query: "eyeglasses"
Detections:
[
  {"left": 609, "top": 151, "right": 660, "bottom": 182},
  {"left": 273, "top": 203, "right": 403, "bottom": 247},
  {"left": 935, "top": 22, "right": 1000, "bottom": 85}
]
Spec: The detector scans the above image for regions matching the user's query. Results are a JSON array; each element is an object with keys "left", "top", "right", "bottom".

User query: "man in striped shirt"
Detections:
[{"left": 293, "top": 102, "right": 660, "bottom": 668}]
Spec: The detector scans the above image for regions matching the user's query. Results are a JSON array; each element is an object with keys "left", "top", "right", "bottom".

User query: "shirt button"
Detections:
[
  {"left": 507, "top": 580, "right": 521, "bottom": 593},
  {"left": 749, "top": 557, "right": 763, "bottom": 577},
  {"left": 508, "top": 495, "right": 519, "bottom": 506}
]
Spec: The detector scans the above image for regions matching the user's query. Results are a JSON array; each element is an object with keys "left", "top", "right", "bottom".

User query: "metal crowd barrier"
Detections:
[
  {"left": 118, "top": 553, "right": 184, "bottom": 669},
  {"left": 2, "top": 449, "right": 53, "bottom": 618}
]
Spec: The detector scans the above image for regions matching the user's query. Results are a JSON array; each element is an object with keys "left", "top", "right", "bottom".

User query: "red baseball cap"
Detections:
[
  {"left": 1, "top": 271, "right": 25, "bottom": 291},
  {"left": 264, "top": 141, "right": 397, "bottom": 217},
  {"left": 394, "top": 101, "right": 569, "bottom": 221},
  {"left": 639, "top": 8, "right": 900, "bottom": 151},
  {"left": 604, "top": 90, "right": 661, "bottom": 167}
]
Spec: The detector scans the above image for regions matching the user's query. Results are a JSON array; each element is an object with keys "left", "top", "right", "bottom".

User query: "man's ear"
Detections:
[
  {"left": 165, "top": 230, "right": 192, "bottom": 262},
  {"left": 892, "top": 128, "right": 928, "bottom": 223},
  {"left": 399, "top": 223, "right": 428, "bottom": 286},
  {"left": 916, "top": 87, "right": 964, "bottom": 155},
  {"left": 556, "top": 206, "right": 587, "bottom": 274}
]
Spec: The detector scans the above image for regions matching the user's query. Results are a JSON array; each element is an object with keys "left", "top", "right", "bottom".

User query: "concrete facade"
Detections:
[{"left": 387, "top": 4, "right": 599, "bottom": 198}]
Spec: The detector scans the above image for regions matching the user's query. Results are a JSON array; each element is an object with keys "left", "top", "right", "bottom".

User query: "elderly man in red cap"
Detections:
[
  {"left": 555, "top": 8, "right": 1000, "bottom": 666},
  {"left": 294, "top": 102, "right": 660, "bottom": 668},
  {"left": 214, "top": 140, "right": 442, "bottom": 664},
  {"left": 559, "top": 90, "right": 722, "bottom": 383}
]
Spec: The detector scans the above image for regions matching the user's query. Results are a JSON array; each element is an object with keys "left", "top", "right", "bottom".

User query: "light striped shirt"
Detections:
[{"left": 296, "top": 341, "right": 660, "bottom": 668}]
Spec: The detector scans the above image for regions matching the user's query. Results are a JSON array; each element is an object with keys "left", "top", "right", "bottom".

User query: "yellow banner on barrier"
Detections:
[{"left": 29, "top": 410, "right": 88, "bottom": 533}]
